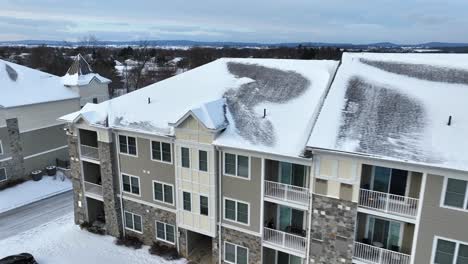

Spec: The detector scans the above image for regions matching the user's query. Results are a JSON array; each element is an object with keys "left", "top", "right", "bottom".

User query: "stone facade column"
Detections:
[
  {"left": 68, "top": 133, "right": 87, "bottom": 224},
  {"left": 220, "top": 227, "right": 262, "bottom": 264},
  {"left": 98, "top": 140, "right": 122, "bottom": 237},
  {"left": 5, "top": 118, "right": 25, "bottom": 181},
  {"left": 310, "top": 194, "right": 358, "bottom": 264}
]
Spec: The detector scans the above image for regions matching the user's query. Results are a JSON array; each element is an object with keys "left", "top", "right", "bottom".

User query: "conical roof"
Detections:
[{"left": 66, "top": 54, "right": 93, "bottom": 75}]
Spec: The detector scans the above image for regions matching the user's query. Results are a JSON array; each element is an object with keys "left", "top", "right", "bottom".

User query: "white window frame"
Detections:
[
  {"left": 155, "top": 221, "right": 176, "bottom": 245},
  {"left": 183, "top": 191, "right": 192, "bottom": 212},
  {"left": 224, "top": 241, "right": 249, "bottom": 264},
  {"left": 0, "top": 167, "right": 7, "bottom": 182},
  {"left": 431, "top": 236, "right": 468, "bottom": 264},
  {"left": 124, "top": 211, "right": 143, "bottom": 233},
  {"left": 180, "top": 147, "right": 191, "bottom": 168},
  {"left": 152, "top": 180, "right": 174, "bottom": 205},
  {"left": 440, "top": 177, "right": 468, "bottom": 212},
  {"left": 118, "top": 134, "right": 138, "bottom": 157},
  {"left": 0, "top": 140, "right": 3, "bottom": 155},
  {"left": 223, "top": 197, "right": 250, "bottom": 226},
  {"left": 223, "top": 152, "right": 250, "bottom": 180},
  {"left": 150, "top": 140, "right": 172, "bottom": 164},
  {"left": 122, "top": 173, "right": 141, "bottom": 196}
]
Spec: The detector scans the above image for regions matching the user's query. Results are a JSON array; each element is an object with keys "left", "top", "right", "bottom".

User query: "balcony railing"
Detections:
[
  {"left": 359, "top": 189, "right": 419, "bottom": 218},
  {"left": 80, "top": 145, "right": 99, "bottom": 160},
  {"left": 84, "top": 181, "right": 103, "bottom": 197},
  {"left": 354, "top": 242, "right": 411, "bottom": 264},
  {"left": 264, "top": 180, "right": 310, "bottom": 207},
  {"left": 263, "top": 227, "right": 307, "bottom": 256}
]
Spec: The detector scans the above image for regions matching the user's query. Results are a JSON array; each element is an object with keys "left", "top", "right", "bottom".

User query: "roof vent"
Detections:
[
  {"left": 5, "top": 64, "right": 18, "bottom": 81},
  {"left": 148, "top": 97, "right": 151, "bottom": 104},
  {"left": 263, "top": 108, "right": 267, "bottom": 118},
  {"left": 447, "top": 115, "right": 452, "bottom": 126}
]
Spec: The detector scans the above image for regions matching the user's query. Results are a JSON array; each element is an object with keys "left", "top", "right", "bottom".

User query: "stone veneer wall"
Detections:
[
  {"left": 98, "top": 141, "right": 122, "bottom": 238},
  {"left": 215, "top": 227, "right": 262, "bottom": 264},
  {"left": 0, "top": 118, "right": 25, "bottom": 188},
  {"left": 122, "top": 199, "right": 177, "bottom": 246},
  {"left": 310, "top": 194, "right": 357, "bottom": 264},
  {"left": 178, "top": 227, "right": 188, "bottom": 257},
  {"left": 68, "top": 134, "right": 87, "bottom": 224}
]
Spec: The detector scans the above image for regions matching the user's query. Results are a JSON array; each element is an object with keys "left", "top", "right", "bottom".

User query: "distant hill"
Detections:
[{"left": 1, "top": 39, "right": 467, "bottom": 49}]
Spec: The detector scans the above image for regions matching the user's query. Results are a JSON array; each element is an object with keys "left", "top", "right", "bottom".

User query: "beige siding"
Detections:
[{"left": 73, "top": 79, "right": 109, "bottom": 106}]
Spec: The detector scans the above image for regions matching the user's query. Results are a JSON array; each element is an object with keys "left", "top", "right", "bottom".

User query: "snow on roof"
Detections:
[
  {"left": 61, "top": 58, "right": 339, "bottom": 157},
  {"left": 62, "top": 54, "right": 111, "bottom": 86},
  {"left": 172, "top": 98, "right": 227, "bottom": 131},
  {"left": 308, "top": 52, "right": 468, "bottom": 172},
  {"left": 0, "top": 59, "right": 79, "bottom": 108}
]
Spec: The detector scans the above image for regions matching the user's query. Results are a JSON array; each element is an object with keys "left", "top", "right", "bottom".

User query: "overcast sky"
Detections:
[{"left": 1, "top": 0, "right": 467, "bottom": 44}]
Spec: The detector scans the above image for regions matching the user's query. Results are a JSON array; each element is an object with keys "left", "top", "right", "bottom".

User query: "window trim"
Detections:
[
  {"left": 183, "top": 191, "right": 192, "bottom": 212},
  {"left": 121, "top": 173, "right": 141, "bottom": 197},
  {"left": 150, "top": 140, "right": 173, "bottom": 164},
  {"left": 223, "top": 197, "right": 250, "bottom": 226},
  {"left": 224, "top": 241, "right": 249, "bottom": 264},
  {"left": 200, "top": 195, "right": 209, "bottom": 216},
  {"left": 152, "top": 180, "right": 174, "bottom": 205},
  {"left": 118, "top": 134, "right": 138, "bottom": 157},
  {"left": 155, "top": 221, "right": 176, "bottom": 245},
  {"left": 431, "top": 236, "right": 468, "bottom": 264},
  {"left": 440, "top": 176, "right": 468, "bottom": 212},
  {"left": 124, "top": 211, "right": 143, "bottom": 234},
  {"left": 198, "top": 150, "right": 208, "bottom": 172},
  {"left": 223, "top": 152, "right": 250, "bottom": 180},
  {"left": 0, "top": 140, "right": 3, "bottom": 155},
  {"left": 181, "top": 147, "right": 191, "bottom": 168},
  {"left": 0, "top": 167, "right": 7, "bottom": 182}
]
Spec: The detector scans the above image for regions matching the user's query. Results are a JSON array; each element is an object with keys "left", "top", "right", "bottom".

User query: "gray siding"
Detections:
[
  {"left": 221, "top": 154, "right": 262, "bottom": 233},
  {"left": 21, "top": 124, "right": 67, "bottom": 157},
  {"left": 414, "top": 174, "right": 468, "bottom": 263},
  {"left": 119, "top": 136, "right": 176, "bottom": 210},
  {"left": 24, "top": 147, "right": 68, "bottom": 173}
]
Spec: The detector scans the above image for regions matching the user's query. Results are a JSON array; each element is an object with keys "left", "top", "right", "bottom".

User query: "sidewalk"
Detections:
[{"left": 0, "top": 176, "right": 72, "bottom": 214}]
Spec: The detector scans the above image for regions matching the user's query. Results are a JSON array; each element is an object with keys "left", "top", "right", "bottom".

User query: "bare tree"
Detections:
[
  {"left": 80, "top": 34, "right": 99, "bottom": 47},
  {"left": 127, "top": 41, "right": 153, "bottom": 92}
]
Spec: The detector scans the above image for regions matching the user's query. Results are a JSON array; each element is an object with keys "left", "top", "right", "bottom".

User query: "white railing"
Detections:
[
  {"left": 84, "top": 181, "right": 103, "bottom": 197},
  {"left": 354, "top": 242, "right": 411, "bottom": 264},
  {"left": 359, "top": 189, "right": 419, "bottom": 218},
  {"left": 263, "top": 227, "right": 307, "bottom": 255},
  {"left": 264, "top": 180, "right": 310, "bottom": 206},
  {"left": 80, "top": 145, "right": 99, "bottom": 160}
]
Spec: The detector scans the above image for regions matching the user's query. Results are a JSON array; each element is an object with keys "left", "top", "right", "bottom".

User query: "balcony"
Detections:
[
  {"left": 354, "top": 242, "right": 411, "bottom": 264},
  {"left": 263, "top": 227, "right": 307, "bottom": 257},
  {"left": 265, "top": 181, "right": 310, "bottom": 208},
  {"left": 80, "top": 145, "right": 99, "bottom": 160},
  {"left": 359, "top": 189, "right": 419, "bottom": 218},
  {"left": 84, "top": 181, "right": 103, "bottom": 199}
]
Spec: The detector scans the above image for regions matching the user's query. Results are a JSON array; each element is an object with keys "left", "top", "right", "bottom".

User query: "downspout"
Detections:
[
  {"left": 306, "top": 164, "right": 313, "bottom": 264},
  {"left": 216, "top": 146, "right": 222, "bottom": 264},
  {"left": 114, "top": 132, "right": 125, "bottom": 238}
]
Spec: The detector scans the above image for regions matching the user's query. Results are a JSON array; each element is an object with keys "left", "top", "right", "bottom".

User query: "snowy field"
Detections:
[
  {"left": 0, "top": 176, "right": 72, "bottom": 213},
  {"left": 0, "top": 213, "right": 187, "bottom": 264}
]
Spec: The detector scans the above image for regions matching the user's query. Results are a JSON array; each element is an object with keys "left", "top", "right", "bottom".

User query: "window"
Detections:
[
  {"left": 0, "top": 168, "right": 6, "bottom": 182},
  {"left": 224, "top": 242, "right": 248, "bottom": 264},
  {"left": 124, "top": 211, "right": 142, "bottom": 233},
  {"left": 156, "top": 221, "right": 175, "bottom": 244},
  {"left": 153, "top": 181, "right": 174, "bottom": 204},
  {"left": 92, "top": 98, "right": 98, "bottom": 104},
  {"left": 119, "top": 135, "right": 137, "bottom": 155},
  {"left": 433, "top": 238, "right": 468, "bottom": 264},
  {"left": 122, "top": 174, "right": 140, "bottom": 195},
  {"left": 151, "top": 141, "right": 172, "bottom": 163},
  {"left": 199, "top": 150, "right": 208, "bottom": 172},
  {"left": 224, "top": 198, "right": 249, "bottom": 225},
  {"left": 224, "top": 153, "right": 249, "bottom": 179},
  {"left": 200, "top": 195, "right": 209, "bottom": 216},
  {"left": 181, "top": 147, "right": 190, "bottom": 168},
  {"left": 183, "top": 192, "right": 192, "bottom": 211},
  {"left": 443, "top": 178, "right": 468, "bottom": 210}
]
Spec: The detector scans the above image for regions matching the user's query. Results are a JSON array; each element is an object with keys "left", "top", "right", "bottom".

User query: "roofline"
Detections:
[
  {"left": 2, "top": 96, "right": 80, "bottom": 110},
  {"left": 309, "top": 147, "right": 468, "bottom": 176},
  {"left": 170, "top": 110, "right": 226, "bottom": 132}
]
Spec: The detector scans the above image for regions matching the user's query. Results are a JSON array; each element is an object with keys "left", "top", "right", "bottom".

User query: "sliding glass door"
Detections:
[
  {"left": 372, "top": 166, "right": 408, "bottom": 196},
  {"left": 279, "top": 162, "right": 306, "bottom": 188},
  {"left": 278, "top": 251, "right": 303, "bottom": 264},
  {"left": 278, "top": 206, "right": 304, "bottom": 232},
  {"left": 367, "top": 216, "right": 402, "bottom": 250}
]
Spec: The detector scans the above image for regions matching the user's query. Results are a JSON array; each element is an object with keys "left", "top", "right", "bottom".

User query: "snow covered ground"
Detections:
[
  {"left": 0, "top": 176, "right": 72, "bottom": 213},
  {"left": 0, "top": 213, "right": 187, "bottom": 264}
]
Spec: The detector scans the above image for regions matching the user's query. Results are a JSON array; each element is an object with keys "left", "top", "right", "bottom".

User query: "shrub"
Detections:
[
  {"left": 0, "top": 178, "right": 26, "bottom": 191},
  {"left": 149, "top": 242, "right": 180, "bottom": 260},
  {"left": 115, "top": 235, "right": 143, "bottom": 249},
  {"left": 79, "top": 222, "right": 105, "bottom": 235}
]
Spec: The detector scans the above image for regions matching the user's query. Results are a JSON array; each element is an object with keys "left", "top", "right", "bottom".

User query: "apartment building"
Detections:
[
  {"left": 0, "top": 55, "right": 110, "bottom": 188},
  {"left": 60, "top": 54, "right": 468, "bottom": 264}
]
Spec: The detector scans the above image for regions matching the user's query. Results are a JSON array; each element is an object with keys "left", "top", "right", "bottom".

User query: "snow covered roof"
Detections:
[
  {"left": 0, "top": 59, "right": 79, "bottom": 108},
  {"left": 62, "top": 54, "right": 111, "bottom": 86},
  {"left": 61, "top": 58, "right": 339, "bottom": 157},
  {"left": 308, "top": 53, "right": 468, "bottom": 172}
]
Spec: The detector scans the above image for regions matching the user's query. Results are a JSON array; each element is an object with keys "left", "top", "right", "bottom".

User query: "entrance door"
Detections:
[{"left": 278, "top": 206, "right": 304, "bottom": 232}]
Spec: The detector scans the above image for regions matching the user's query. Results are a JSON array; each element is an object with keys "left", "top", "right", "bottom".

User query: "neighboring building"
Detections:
[
  {"left": 0, "top": 55, "right": 110, "bottom": 188},
  {"left": 60, "top": 54, "right": 468, "bottom": 264}
]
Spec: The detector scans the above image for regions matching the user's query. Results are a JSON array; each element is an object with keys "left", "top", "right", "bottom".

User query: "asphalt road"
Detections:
[{"left": 0, "top": 190, "right": 73, "bottom": 240}]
